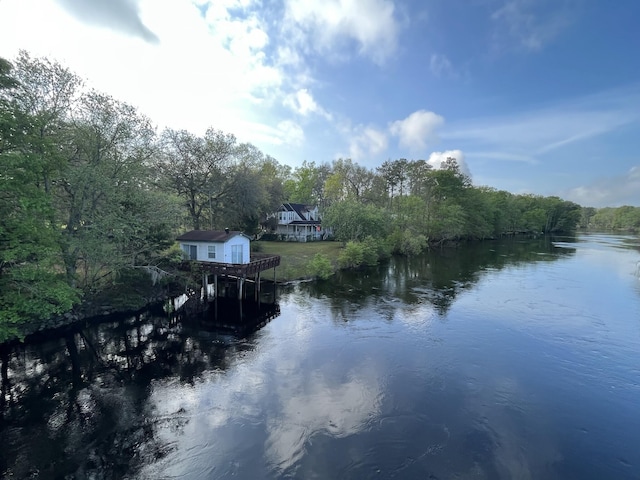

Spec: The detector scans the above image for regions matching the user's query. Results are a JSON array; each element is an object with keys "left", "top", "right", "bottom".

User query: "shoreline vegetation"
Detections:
[{"left": 2, "top": 51, "right": 639, "bottom": 344}]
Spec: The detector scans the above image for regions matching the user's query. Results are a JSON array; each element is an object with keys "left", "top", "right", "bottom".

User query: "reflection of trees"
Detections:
[
  {"left": 0, "top": 299, "right": 278, "bottom": 479},
  {"left": 302, "top": 236, "right": 576, "bottom": 318}
]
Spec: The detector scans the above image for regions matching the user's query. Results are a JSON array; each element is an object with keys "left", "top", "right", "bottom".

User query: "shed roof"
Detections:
[{"left": 176, "top": 230, "right": 250, "bottom": 242}]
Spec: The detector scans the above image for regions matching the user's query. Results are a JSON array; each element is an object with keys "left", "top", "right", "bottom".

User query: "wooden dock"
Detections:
[{"left": 184, "top": 253, "right": 281, "bottom": 301}]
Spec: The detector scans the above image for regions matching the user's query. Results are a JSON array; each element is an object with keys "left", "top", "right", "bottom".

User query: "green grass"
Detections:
[{"left": 253, "top": 241, "right": 343, "bottom": 282}]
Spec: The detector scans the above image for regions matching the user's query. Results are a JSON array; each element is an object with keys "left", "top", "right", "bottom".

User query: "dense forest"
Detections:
[
  {"left": 1, "top": 51, "right": 632, "bottom": 340},
  {"left": 579, "top": 206, "right": 640, "bottom": 231}
]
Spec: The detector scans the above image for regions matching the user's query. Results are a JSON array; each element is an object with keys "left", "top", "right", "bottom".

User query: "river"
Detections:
[{"left": 1, "top": 233, "right": 639, "bottom": 479}]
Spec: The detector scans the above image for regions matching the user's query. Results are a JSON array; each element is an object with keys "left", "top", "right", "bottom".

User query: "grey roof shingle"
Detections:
[{"left": 176, "top": 230, "right": 247, "bottom": 242}]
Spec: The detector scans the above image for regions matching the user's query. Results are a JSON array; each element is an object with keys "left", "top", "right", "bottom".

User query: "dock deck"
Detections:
[
  {"left": 191, "top": 253, "right": 281, "bottom": 277},
  {"left": 182, "top": 253, "right": 281, "bottom": 300}
]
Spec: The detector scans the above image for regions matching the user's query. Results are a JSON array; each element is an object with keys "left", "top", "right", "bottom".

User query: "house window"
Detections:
[{"left": 208, "top": 245, "right": 216, "bottom": 259}]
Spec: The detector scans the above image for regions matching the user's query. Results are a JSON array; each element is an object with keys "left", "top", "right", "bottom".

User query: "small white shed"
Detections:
[{"left": 176, "top": 229, "right": 251, "bottom": 264}]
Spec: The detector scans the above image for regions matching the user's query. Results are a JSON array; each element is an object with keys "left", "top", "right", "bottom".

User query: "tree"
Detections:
[
  {"left": 11, "top": 51, "right": 82, "bottom": 194},
  {"left": 0, "top": 56, "right": 78, "bottom": 339},
  {"left": 158, "top": 128, "right": 237, "bottom": 230},
  {"left": 324, "top": 158, "right": 375, "bottom": 204},
  {"left": 285, "top": 160, "right": 329, "bottom": 206},
  {"left": 377, "top": 159, "right": 399, "bottom": 208},
  {"left": 55, "top": 91, "right": 176, "bottom": 289},
  {"left": 324, "top": 200, "right": 389, "bottom": 243}
]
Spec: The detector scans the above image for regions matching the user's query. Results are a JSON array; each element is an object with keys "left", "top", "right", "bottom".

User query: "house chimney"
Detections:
[{"left": 225, "top": 227, "right": 230, "bottom": 234}]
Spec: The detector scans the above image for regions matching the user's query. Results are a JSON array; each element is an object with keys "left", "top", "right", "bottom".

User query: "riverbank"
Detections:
[
  {"left": 253, "top": 240, "right": 343, "bottom": 282},
  {"left": 1, "top": 243, "right": 343, "bottom": 343}
]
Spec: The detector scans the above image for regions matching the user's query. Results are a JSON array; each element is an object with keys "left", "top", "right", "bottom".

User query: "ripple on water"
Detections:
[{"left": 333, "top": 413, "right": 451, "bottom": 479}]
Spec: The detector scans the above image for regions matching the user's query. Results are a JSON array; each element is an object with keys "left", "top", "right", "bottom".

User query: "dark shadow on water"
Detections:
[{"left": 0, "top": 296, "right": 279, "bottom": 479}]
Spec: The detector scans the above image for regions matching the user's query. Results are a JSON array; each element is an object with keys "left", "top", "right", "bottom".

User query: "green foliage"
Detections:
[
  {"left": 0, "top": 54, "right": 81, "bottom": 338},
  {"left": 324, "top": 200, "right": 389, "bottom": 243},
  {"left": 338, "top": 241, "right": 365, "bottom": 269},
  {"left": 307, "top": 253, "right": 334, "bottom": 279},
  {"left": 284, "top": 160, "right": 331, "bottom": 207},
  {"left": 0, "top": 266, "right": 79, "bottom": 342},
  {"left": 586, "top": 205, "right": 640, "bottom": 231},
  {"left": 389, "top": 229, "right": 428, "bottom": 255}
]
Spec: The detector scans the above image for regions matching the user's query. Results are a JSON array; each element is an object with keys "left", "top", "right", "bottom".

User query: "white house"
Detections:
[
  {"left": 177, "top": 229, "right": 251, "bottom": 264},
  {"left": 268, "top": 203, "right": 330, "bottom": 241}
]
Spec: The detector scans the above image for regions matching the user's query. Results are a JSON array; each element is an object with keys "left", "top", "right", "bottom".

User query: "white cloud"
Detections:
[
  {"left": 275, "top": 120, "right": 305, "bottom": 146},
  {"left": 347, "top": 125, "right": 388, "bottom": 162},
  {"left": 564, "top": 165, "right": 640, "bottom": 207},
  {"left": 0, "top": 0, "right": 299, "bottom": 152},
  {"left": 427, "top": 150, "right": 472, "bottom": 178},
  {"left": 265, "top": 365, "right": 382, "bottom": 472},
  {"left": 390, "top": 110, "right": 444, "bottom": 152},
  {"left": 283, "top": 0, "right": 401, "bottom": 65},
  {"left": 283, "top": 88, "right": 330, "bottom": 119}
]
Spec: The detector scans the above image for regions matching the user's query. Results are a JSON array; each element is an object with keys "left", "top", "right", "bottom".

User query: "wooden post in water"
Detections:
[
  {"left": 238, "top": 277, "right": 244, "bottom": 300},
  {"left": 255, "top": 272, "right": 261, "bottom": 301},
  {"left": 272, "top": 266, "right": 277, "bottom": 303},
  {"left": 213, "top": 274, "right": 218, "bottom": 299},
  {"left": 202, "top": 273, "right": 208, "bottom": 300}
]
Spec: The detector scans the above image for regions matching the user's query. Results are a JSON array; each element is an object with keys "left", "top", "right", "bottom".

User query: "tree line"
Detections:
[
  {"left": 579, "top": 206, "right": 640, "bottom": 231},
  {"left": 0, "top": 52, "right": 583, "bottom": 339}
]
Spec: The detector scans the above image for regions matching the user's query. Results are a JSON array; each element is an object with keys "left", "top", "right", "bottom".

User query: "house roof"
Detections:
[
  {"left": 176, "top": 230, "right": 250, "bottom": 242},
  {"left": 281, "top": 202, "right": 312, "bottom": 219}
]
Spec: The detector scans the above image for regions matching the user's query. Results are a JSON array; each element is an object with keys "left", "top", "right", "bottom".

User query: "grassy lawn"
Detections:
[{"left": 253, "top": 241, "right": 343, "bottom": 282}]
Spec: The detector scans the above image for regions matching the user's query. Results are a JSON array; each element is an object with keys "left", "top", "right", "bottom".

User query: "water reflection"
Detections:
[
  {"left": 303, "top": 236, "right": 575, "bottom": 318},
  {"left": 0, "top": 299, "right": 279, "bottom": 479},
  {"left": 2, "top": 235, "right": 640, "bottom": 479}
]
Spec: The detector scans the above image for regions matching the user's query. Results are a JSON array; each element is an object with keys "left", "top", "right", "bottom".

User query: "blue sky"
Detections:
[{"left": 1, "top": 0, "right": 638, "bottom": 207}]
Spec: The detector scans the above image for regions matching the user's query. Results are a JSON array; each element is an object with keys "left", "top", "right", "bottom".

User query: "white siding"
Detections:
[
  {"left": 179, "top": 235, "right": 250, "bottom": 264},
  {"left": 221, "top": 236, "right": 250, "bottom": 264}
]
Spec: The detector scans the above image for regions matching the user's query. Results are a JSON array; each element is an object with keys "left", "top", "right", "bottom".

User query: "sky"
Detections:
[{"left": 0, "top": 0, "right": 639, "bottom": 207}]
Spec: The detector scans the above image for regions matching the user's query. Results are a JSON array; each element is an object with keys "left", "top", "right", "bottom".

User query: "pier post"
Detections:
[
  {"left": 273, "top": 266, "right": 277, "bottom": 303},
  {"left": 202, "top": 273, "right": 208, "bottom": 300},
  {"left": 255, "top": 272, "right": 261, "bottom": 301},
  {"left": 238, "top": 277, "right": 244, "bottom": 300}
]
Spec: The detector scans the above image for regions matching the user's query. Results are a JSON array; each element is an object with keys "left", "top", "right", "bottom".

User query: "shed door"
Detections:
[
  {"left": 182, "top": 244, "right": 197, "bottom": 260},
  {"left": 232, "top": 244, "right": 243, "bottom": 264}
]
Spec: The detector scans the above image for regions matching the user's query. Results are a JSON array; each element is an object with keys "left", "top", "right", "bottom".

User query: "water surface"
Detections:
[{"left": 1, "top": 233, "right": 639, "bottom": 479}]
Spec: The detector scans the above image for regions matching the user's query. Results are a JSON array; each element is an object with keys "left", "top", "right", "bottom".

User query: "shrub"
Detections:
[
  {"left": 259, "top": 233, "right": 278, "bottom": 241},
  {"left": 389, "top": 229, "right": 427, "bottom": 256},
  {"left": 401, "top": 233, "right": 428, "bottom": 256},
  {"left": 161, "top": 243, "right": 187, "bottom": 265},
  {"left": 307, "top": 253, "right": 334, "bottom": 280},
  {"left": 338, "top": 241, "right": 365, "bottom": 269},
  {"left": 361, "top": 236, "right": 391, "bottom": 265}
]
